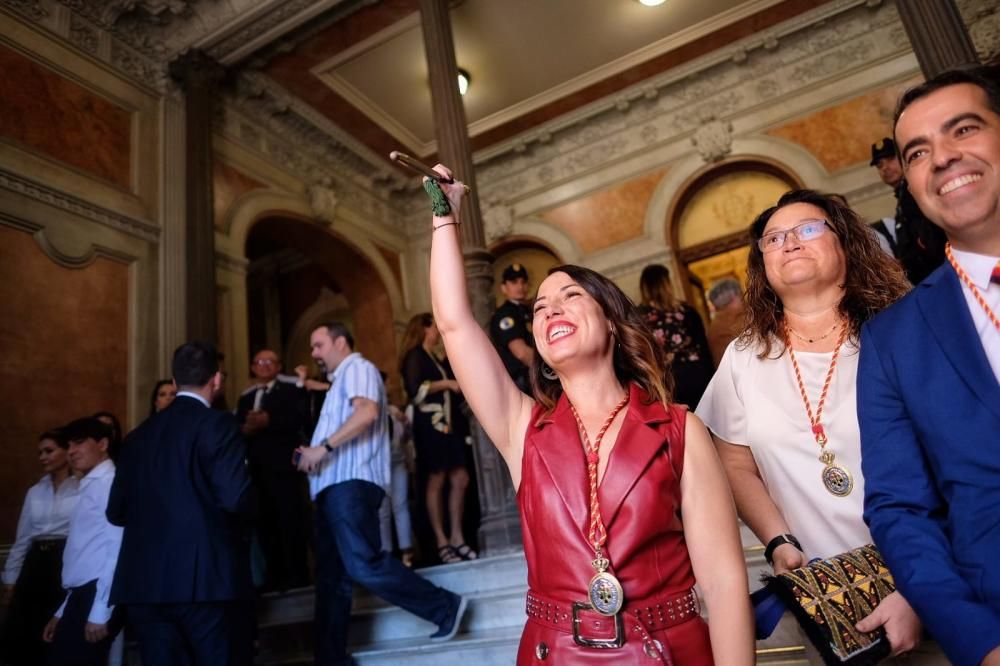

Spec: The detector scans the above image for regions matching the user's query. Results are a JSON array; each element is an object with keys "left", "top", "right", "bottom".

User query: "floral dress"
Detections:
[{"left": 640, "top": 303, "right": 715, "bottom": 408}]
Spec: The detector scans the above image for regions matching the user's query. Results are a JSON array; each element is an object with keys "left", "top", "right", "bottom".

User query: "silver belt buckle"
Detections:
[{"left": 571, "top": 602, "right": 625, "bottom": 648}]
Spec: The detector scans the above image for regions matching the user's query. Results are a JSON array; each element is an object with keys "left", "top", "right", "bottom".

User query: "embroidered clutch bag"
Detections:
[{"left": 765, "top": 544, "right": 896, "bottom": 665}]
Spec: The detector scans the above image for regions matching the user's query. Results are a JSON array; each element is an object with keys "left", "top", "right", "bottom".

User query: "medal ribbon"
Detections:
[
  {"left": 569, "top": 392, "right": 630, "bottom": 568},
  {"left": 946, "top": 243, "right": 1000, "bottom": 333},
  {"left": 784, "top": 322, "right": 848, "bottom": 459}
]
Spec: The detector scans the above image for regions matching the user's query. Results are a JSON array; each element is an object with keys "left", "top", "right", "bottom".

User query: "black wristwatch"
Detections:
[
  {"left": 322, "top": 438, "right": 334, "bottom": 453},
  {"left": 764, "top": 534, "right": 802, "bottom": 565}
]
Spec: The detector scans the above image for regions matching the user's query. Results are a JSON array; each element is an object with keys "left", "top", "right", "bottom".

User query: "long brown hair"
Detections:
[
  {"left": 639, "top": 264, "right": 679, "bottom": 310},
  {"left": 398, "top": 312, "right": 433, "bottom": 373},
  {"left": 739, "top": 189, "right": 910, "bottom": 358},
  {"left": 530, "top": 265, "right": 674, "bottom": 416}
]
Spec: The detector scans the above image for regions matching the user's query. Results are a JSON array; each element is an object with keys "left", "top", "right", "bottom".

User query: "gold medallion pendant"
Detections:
[
  {"left": 821, "top": 462, "right": 853, "bottom": 496},
  {"left": 588, "top": 569, "right": 624, "bottom": 616},
  {"left": 819, "top": 450, "right": 852, "bottom": 496}
]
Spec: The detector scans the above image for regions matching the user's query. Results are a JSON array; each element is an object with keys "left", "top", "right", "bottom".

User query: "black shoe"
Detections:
[{"left": 429, "top": 595, "right": 468, "bottom": 642}]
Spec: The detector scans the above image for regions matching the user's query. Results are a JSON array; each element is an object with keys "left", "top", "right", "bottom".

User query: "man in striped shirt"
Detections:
[{"left": 295, "top": 322, "right": 466, "bottom": 666}]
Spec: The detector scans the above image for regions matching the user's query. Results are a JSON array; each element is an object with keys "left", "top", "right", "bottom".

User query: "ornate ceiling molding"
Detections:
[{"left": 0, "top": 167, "right": 160, "bottom": 242}]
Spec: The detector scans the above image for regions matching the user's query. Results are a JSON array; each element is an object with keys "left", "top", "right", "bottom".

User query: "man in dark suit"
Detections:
[
  {"left": 859, "top": 67, "right": 1000, "bottom": 666},
  {"left": 107, "top": 341, "right": 255, "bottom": 666},
  {"left": 236, "top": 349, "right": 311, "bottom": 591}
]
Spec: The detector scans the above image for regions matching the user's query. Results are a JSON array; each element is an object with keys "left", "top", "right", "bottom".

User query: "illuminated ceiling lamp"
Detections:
[
  {"left": 637, "top": 0, "right": 666, "bottom": 5},
  {"left": 457, "top": 68, "right": 471, "bottom": 96}
]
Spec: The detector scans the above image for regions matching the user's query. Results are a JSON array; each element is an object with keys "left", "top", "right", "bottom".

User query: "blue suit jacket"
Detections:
[
  {"left": 859, "top": 264, "right": 1000, "bottom": 665},
  {"left": 107, "top": 395, "right": 256, "bottom": 604}
]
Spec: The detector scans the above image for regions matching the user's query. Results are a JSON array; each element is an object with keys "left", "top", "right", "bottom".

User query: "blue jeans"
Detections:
[{"left": 314, "top": 480, "right": 458, "bottom": 666}]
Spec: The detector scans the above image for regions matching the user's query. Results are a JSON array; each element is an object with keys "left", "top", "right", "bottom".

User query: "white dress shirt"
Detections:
[
  {"left": 2, "top": 474, "right": 80, "bottom": 584},
  {"left": 176, "top": 390, "right": 210, "bottom": 408},
  {"left": 950, "top": 247, "right": 1000, "bottom": 385},
  {"left": 56, "top": 458, "right": 123, "bottom": 624}
]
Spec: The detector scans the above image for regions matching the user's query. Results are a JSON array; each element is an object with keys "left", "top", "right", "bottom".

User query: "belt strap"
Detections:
[{"left": 525, "top": 587, "right": 700, "bottom": 633}]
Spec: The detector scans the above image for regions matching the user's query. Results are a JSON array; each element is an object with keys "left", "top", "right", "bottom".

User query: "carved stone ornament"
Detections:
[
  {"left": 482, "top": 201, "right": 514, "bottom": 244},
  {"left": 307, "top": 182, "right": 339, "bottom": 224},
  {"left": 691, "top": 117, "right": 734, "bottom": 163}
]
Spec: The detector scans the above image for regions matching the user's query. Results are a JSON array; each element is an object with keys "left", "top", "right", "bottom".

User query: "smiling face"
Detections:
[
  {"left": 761, "top": 202, "right": 846, "bottom": 299},
  {"left": 531, "top": 271, "right": 613, "bottom": 371},
  {"left": 896, "top": 83, "right": 1000, "bottom": 251},
  {"left": 251, "top": 350, "right": 281, "bottom": 383},
  {"left": 38, "top": 437, "right": 68, "bottom": 475}
]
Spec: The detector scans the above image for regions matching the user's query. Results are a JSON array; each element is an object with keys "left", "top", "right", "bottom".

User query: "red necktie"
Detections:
[{"left": 992, "top": 261, "right": 1000, "bottom": 285}]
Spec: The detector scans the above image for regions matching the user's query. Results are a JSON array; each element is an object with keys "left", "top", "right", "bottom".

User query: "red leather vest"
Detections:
[{"left": 516, "top": 383, "right": 713, "bottom": 664}]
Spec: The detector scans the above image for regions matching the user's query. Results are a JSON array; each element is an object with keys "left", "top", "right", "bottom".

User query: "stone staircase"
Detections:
[{"left": 255, "top": 525, "right": 811, "bottom": 664}]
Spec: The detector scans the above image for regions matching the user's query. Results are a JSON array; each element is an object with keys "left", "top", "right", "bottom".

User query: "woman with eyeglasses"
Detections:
[{"left": 696, "top": 190, "right": 946, "bottom": 663}]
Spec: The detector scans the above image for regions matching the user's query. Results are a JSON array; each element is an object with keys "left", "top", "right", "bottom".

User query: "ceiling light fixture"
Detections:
[
  {"left": 638, "top": 0, "right": 666, "bottom": 6},
  {"left": 457, "top": 68, "right": 470, "bottom": 96}
]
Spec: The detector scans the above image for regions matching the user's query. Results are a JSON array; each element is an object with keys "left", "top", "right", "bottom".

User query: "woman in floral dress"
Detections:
[{"left": 639, "top": 264, "right": 715, "bottom": 408}]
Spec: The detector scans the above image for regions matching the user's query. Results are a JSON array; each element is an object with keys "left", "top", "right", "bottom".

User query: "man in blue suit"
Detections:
[
  {"left": 107, "top": 341, "right": 256, "bottom": 665},
  {"left": 859, "top": 66, "right": 1000, "bottom": 666}
]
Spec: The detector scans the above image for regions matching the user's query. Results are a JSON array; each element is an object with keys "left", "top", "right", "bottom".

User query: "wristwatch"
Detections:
[
  {"left": 322, "top": 438, "right": 334, "bottom": 453},
  {"left": 764, "top": 533, "right": 802, "bottom": 565}
]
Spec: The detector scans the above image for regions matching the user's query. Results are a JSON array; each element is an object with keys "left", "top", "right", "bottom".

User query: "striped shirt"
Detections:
[{"left": 308, "top": 352, "right": 390, "bottom": 498}]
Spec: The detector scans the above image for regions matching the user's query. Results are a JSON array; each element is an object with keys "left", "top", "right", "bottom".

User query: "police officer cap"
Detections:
[
  {"left": 502, "top": 263, "right": 528, "bottom": 283},
  {"left": 870, "top": 138, "right": 897, "bottom": 166}
]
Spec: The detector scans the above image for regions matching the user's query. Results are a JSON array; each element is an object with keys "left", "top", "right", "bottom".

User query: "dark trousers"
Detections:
[
  {"left": 2, "top": 539, "right": 65, "bottom": 666},
  {"left": 255, "top": 469, "right": 310, "bottom": 591},
  {"left": 127, "top": 601, "right": 254, "bottom": 666},
  {"left": 314, "top": 479, "right": 458, "bottom": 666},
  {"left": 47, "top": 580, "right": 119, "bottom": 666}
]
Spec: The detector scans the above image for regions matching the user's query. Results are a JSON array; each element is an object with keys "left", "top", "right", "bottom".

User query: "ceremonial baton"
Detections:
[{"left": 389, "top": 151, "right": 470, "bottom": 192}]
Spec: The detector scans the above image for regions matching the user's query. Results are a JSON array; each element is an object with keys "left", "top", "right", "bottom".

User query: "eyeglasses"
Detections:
[
  {"left": 253, "top": 359, "right": 277, "bottom": 366},
  {"left": 757, "top": 220, "right": 833, "bottom": 253}
]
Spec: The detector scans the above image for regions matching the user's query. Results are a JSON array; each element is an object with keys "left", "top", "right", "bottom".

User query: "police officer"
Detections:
[
  {"left": 869, "top": 137, "right": 946, "bottom": 285},
  {"left": 489, "top": 264, "right": 535, "bottom": 394}
]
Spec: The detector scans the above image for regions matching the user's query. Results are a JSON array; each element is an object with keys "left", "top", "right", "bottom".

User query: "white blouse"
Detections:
[
  {"left": 2, "top": 473, "right": 80, "bottom": 584},
  {"left": 696, "top": 339, "right": 871, "bottom": 561}
]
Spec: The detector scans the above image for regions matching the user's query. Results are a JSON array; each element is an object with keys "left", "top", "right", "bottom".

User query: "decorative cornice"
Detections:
[
  {"left": 215, "top": 250, "right": 249, "bottom": 274},
  {"left": 216, "top": 94, "right": 411, "bottom": 235},
  {"left": 472, "top": 0, "right": 908, "bottom": 210},
  {"left": 0, "top": 168, "right": 160, "bottom": 242}
]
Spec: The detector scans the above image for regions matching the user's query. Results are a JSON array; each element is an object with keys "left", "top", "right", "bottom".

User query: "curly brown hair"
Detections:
[
  {"left": 739, "top": 190, "right": 910, "bottom": 358},
  {"left": 398, "top": 312, "right": 433, "bottom": 373},
  {"left": 530, "top": 265, "right": 674, "bottom": 418}
]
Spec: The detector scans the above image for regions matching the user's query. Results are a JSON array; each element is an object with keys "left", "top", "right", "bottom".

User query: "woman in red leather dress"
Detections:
[{"left": 425, "top": 164, "right": 754, "bottom": 664}]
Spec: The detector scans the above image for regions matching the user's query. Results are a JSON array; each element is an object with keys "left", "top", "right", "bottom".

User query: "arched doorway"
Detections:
[
  {"left": 488, "top": 237, "right": 562, "bottom": 305},
  {"left": 668, "top": 159, "right": 801, "bottom": 321},
  {"left": 244, "top": 216, "right": 398, "bottom": 389}
]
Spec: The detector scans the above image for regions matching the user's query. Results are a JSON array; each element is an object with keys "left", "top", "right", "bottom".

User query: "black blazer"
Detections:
[
  {"left": 107, "top": 395, "right": 255, "bottom": 604},
  {"left": 235, "top": 381, "right": 309, "bottom": 472}
]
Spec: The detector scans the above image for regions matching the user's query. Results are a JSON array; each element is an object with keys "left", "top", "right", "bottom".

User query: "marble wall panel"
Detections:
[
  {"left": 0, "top": 225, "right": 128, "bottom": 541},
  {"left": 375, "top": 244, "right": 403, "bottom": 296},
  {"left": 213, "top": 160, "right": 267, "bottom": 230},
  {"left": 766, "top": 78, "right": 921, "bottom": 173},
  {"left": 0, "top": 44, "right": 132, "bottom": 190},
  {"left": 540, "top": 168, "right": 668, "bottom": 254}
]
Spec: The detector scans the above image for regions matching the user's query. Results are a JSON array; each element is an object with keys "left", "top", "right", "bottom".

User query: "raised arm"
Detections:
[
  {"left": 427, "top": 166, "right": 533, "bottom": 479},
  {"left": 682, "top": 414, "right": 755, "bottom": 665}
]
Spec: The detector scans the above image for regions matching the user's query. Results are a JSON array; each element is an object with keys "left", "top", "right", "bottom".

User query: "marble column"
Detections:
[
  {"left": 896, "top": 0, "right": 979, "bottom": 78},
  {"left": 169, "top": 50, "right": 225, "bottom": 344},
  {"left": 159, "top": 84, "right": 187, "bottom": 371},
  {"left": 419, "top": 0, "right": 522, "bottom": 555}
]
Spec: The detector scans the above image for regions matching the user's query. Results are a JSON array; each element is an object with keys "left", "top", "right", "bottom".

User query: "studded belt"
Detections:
[{"left": 525, "top": 586, "right": 700, "bottom": 636}]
